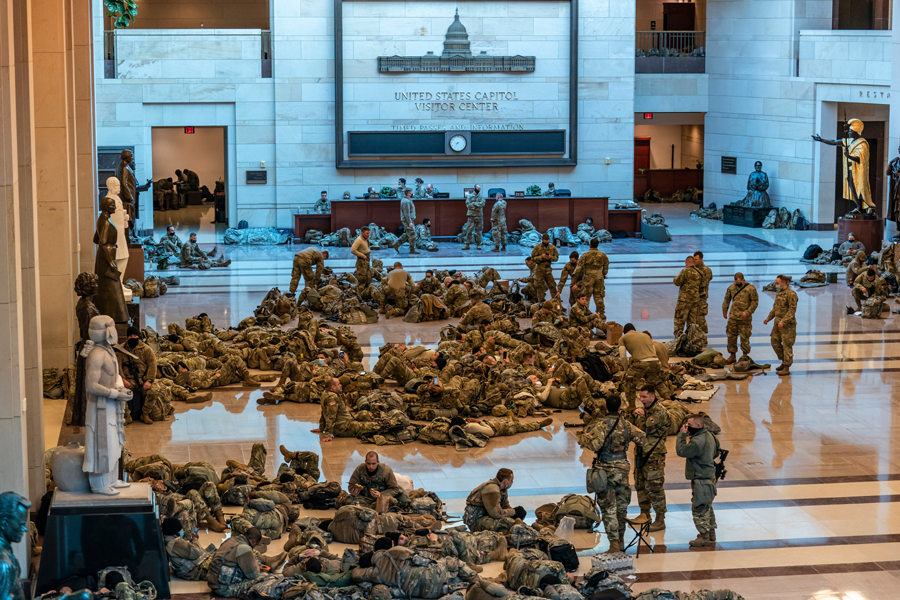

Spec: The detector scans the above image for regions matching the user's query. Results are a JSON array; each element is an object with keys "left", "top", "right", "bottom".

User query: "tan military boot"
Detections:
[
  {"left": 203, "top": 511, "right": 227, "bottom": 533},
  {"left": 778, "top": 368, "right": 790, "bottom": 377},
  {"left": 688, "top": 532, "right": 713, "bottom": 547},
  {"left": 725, "top": 353, "right": 736, "bottom": 365},
  {"left": 279, "top": 444, "right": 295, "bottom": 461},
  {"left": 261, "top": 551, "right": 288, "bottom": 570},
  {"left": 538, "top": 418, "right": 553, "bottom": 428},
  {"left": 489, "top": 535, "right": 508, "bottom": 561},
  {"left": 409, "top": 249, "right": 420, "bottom": 254},
  {"left": 243, "top": 374, "right": 262, "bottom": 387},
  {"left": 462, "top": 244, "right": 470, "bottom": 250},
  {"left": 602, "top": 539, "right": 621, "bottom": 554},
  {"left": 491, "top": 247, "right": 500, "bottom": 252},
  {"left": 141, "top": 414, "right": 153, "bottom": 425},
  {"left": 466, "top": 561, "right": 484, "bottom": 573},
  {"left": 283, "top": 524, "right": 302, "bottom": 552},
  {"left": 392, "top": 241, "right": 401, "bottom": 253},
  {"left": 186, "top": 392, "right": 213, "bottom": 404},
  {"left": 648, "top": 514, "right": 666, "bottom": 531},
  {"left": 708, "top": 529, "right": 716, "bottom": 542},
  {"left": 633, "top": 510, "right": 651, "bottom": 523}
]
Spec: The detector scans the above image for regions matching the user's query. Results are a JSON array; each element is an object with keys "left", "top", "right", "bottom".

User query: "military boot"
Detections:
[
  {"left": 648, "top": 514, "right": 666, "bottom": 532},
  {"left": 141, "top": 414, "right": 153, "bottom": 425},
  {"left": 203, "top": 510, "right": 227, "bottom": 533},
  {"left": 466, "top": 561, "right": 484, "bottom": 573},
  {"left": 778, "top": 367, "right": 790, "bottom": 377},
  {"left": 725, "top": 353, "right": 736, "bottom": 365},
  {"left": 462, "top": 244, "right": 470, "bottom": 250},
  {"left": 489, "top": 535, "right": 508, "bottom": 561},
  {"left": 538, "top": 418, "right": 553, "bottom": 428},
  {"left": 491, "top": 247, "right": 500, "bottom": 252},
  {"left": 501, "top": 246, "right": 507, "bottom": 251},
  {"left": 283, "top": 524, "right": 302, "bottom": 552},
  {"left": 186, "top": 392, "right": 213, "bottom": 404},
  {"left": 708, "top": 529, "right": 716, "bottom": 542},
  {"left": 775, "top": 363, "right": 785, "bottom": 371},
  {"left": 602, "top": 538, "right": 621, "bottom": 554},
  {"left": 279, "top": 444, "right": 295, "bottom": 461},
  {"left": 243, "top": 375, "right": 262, "bottom": 387},
  {"left": 392, "top": 241, "right": 401, "bottom": 253},
  {"left": 688, "top": 532, "right": 713, "bottom": 547},
  {"left": 409, "top": 249, "right": 420, "bottom": 255},
  {"left": 261, "top": 551, "right": 288, "bottom": 570}
]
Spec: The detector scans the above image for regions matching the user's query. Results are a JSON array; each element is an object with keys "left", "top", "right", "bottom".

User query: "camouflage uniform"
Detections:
[
  {"left": 206, "top": 534, "right": 261, "bottom": 598},
  {"left": 852, "top": 272, "right": 890, "bottom": 310},
  {"left": 531, "top": 241, "right": 560, "bottom": 298},
  {"left": 462, "top": 192, "right": 486, "bottom": 249},
  {"left": 313, "top": 197, "right": 330, "bottom": 214},
  {"left": 477, "top": 416, "right": 545, "bottom": 437},
  {"left": 320, "top": 390, "right": 379, "bottom": 438},
  {"left": 143, "top": 379, "right": 192, "bottom": 420},
  {"left": 159, "top": 232, "right": 183, "bottom": 255},
  {"left": 569, "top": 302, "right": 604, "bottom": 333},
  {"left": 395, "top": 197, "right": 418, "bottom": 252},
  {"left": 174, "top": 355, "right": 253, "bottom": 389},
  {"left": 417, "top": 276, "right": 442, "bottom": 296},
  {"left": 557, "top": 260, "right": 579, "bottom": 306},
  {"left": 347, "top": 462, "right": 409, "bottom": 508},
  {"left": 444, "top": 284, "right": 470, "bottom": 317},
  {"left": 155, "top": 178, "right": 175, "bottom": 211},
  {"left": 693, "top": 263, "right": 713, "bottom": 333},
  {"left": 628, "top": 400, "right": 670, "bottom": 518},
  {"left": 459, "top": 301, "right": 492, "bottom": 327},
  {"left": 289, "top": 248, "right": 326, "bottom": 294},
  {"left": 491, "top": 199, "right": 508, "bottom": 250},
  {"left": 676, "top": 425, "right": 720, "bottom": 537},
  {"left": 181, "top": 242, "right": 227, "bottom": 269},
  {"left": 572, "top": 248, "right": 610, "bottom": 317},
  {"left": 464, "top": 478, "right": 517, "bottom": 532},
  {"left": 351, "top": 234, "right": 371, "bottom": 287},
  {"left": 673, "top": 266, "right": 702, "bottom": 337},
  {"left": 165, "top": 535, "right": 216, "bottom": 581},
  {"left": 378, "top": 355, "right": 418, "bottom": 386},
  {"left": 722, "top": 281, "right": 759, "bottom": 357},
  {"left": 579, "top": 416, "right": 647, "bottom": 544},
  {"left": 767, "top": 285, "right": 798, "bottom": 368}
]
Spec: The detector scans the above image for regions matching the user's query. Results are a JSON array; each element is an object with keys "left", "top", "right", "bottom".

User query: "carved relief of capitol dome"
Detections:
[{"left": 377, "top": 9, "right": 534, "bottom": 73}]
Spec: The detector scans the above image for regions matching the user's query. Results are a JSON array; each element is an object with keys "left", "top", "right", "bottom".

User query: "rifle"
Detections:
[{"left": 714, "top": 448, "right": 729, "bottom": 481}]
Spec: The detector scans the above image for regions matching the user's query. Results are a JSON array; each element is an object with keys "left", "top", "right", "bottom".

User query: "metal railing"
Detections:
[
  {"left": 636, "top": 31, "right": 705, "bottom": 57},
  {"left": 103, "top": 30, "right": 116, "bottom": 78}
]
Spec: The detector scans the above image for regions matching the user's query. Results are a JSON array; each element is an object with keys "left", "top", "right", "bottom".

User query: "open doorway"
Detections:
[
  {"left": 633, "top": 112, "right": 705, "bottom": 199},
  {"left": 151, "top": 126, "right": 227, "bottom": 243}
]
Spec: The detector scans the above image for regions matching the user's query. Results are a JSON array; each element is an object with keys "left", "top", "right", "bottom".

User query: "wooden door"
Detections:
[{"left": 634, "top": 138, "right": 650, "bottom": 173}]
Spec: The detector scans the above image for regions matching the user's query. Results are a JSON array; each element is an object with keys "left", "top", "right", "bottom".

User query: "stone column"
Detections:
[{"left": 811, "top": 101, "right": 837, "bottom": 227}]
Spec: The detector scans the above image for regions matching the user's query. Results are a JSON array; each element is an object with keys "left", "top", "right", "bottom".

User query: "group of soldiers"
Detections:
[
  {"left": 153, "top": 168, "right": 202, "bottom": 212},
  {"left": 151, "top": 226, "right": 231, "bottom": 270}
]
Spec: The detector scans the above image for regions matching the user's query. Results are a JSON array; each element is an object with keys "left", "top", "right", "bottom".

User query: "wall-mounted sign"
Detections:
[
  {"left": 246, "top": 170, "right": 267, "bottom": 184},
  {"left": 721, "top": 156, "right": 737, "bottom": 174},
  {"left": 184, "top": 126, "right": 195, "bottom": 134},
  {"left": 643, "top": 113, "right": 653, "bottom": 120}
]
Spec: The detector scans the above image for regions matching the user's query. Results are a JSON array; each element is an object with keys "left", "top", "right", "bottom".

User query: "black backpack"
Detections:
[
  {"left": 578, "top": 353, "right": 611, "bottom": 382},
  {"left": 795, "top": 216, "right": 809, "bottom": 231},
  {"left": 538, "top": 538, "right": 579, "bottom": 572},
  {"left": 802, "top": 244, "right": 823, "bottom": 260},
  {"left": 238, "top": 220, "right": 249, "bottom": 229}
]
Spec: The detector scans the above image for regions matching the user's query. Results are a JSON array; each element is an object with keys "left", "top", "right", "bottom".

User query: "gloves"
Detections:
[{"left": 514, "top": 506, "right": 527, "bottom": 520}]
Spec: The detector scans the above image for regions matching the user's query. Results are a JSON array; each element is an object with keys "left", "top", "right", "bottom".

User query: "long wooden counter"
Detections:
[{"left": 329, "top": 196, "right": 614, "bottom": 237}]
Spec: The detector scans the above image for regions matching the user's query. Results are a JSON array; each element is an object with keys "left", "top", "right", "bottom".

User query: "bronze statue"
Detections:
[
  {"left": 115, "top": 150, "right": 137, "bottom": 226},
  {"left": 812, "top": 118, "right": 874, "bottom": 217},
  {"left": 0, "top": 492, "right": 31, "bottom": 600},
  {"left": 69, "top": 272, "right": 101, "bottom": 428},
  {"left": 888, "top": 143, "right": 900, "bottom": 224},
  {"left": 93, "top": 197, "right": 129, "bottom": 323},
  {"left": 735, "top": 161, "right": 771, "bottom": 207}
]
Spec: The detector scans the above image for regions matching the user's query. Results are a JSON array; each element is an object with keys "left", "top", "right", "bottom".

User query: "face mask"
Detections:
[
  {"left": 736, "top": 282, "right": 743, "bottom": 288},
  {"left": 126, "top": 338, "right": 139, "bottom": 349},
  {"left": 317, "top": 358, "right": 326, "bottom": 366},
  {"left": 425, "top": 278, "right": 432, "bottom": 282},
  {"left": 687, "top": 425, "right": 702, "bottom": 435}
]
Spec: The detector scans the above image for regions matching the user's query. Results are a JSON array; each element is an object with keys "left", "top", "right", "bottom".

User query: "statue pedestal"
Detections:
[
  {"left": 723, "top": 205, "right": 771, "bottom": 228},
  {"left": 35, "top": 482, "right": 171, "bottom": 598},
  {"left": 838, "top": 216, "right": 883, "bottom": 257}
]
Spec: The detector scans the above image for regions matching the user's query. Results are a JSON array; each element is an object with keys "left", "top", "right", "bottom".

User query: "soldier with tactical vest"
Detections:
[
  {"left": 763, "top": 274, "right": 798, "bottom": 376},
  {"left": 530, "top": 234, "right": 559, "bottom": 300},
  {"left": 579, "top": 395, "right": 647, "bottom": 554},
  {"left": 627, "top": 385, "right": 669, "bottom": 532},
  {"left": 571, "top": 238, "right": 609, "bottom": 317},
  {"left": 462, "top": 185, "right": 485, "bottom": 250},
  {"left": 692, "top": 251, "right": 713, "bottom": 334},
  {"left": 673, "top": 255, "right": 702, "bottom": 337},
  {"left": 289, "top": 247, "right": 329, "bottom": 294},
  {"left": 347, "top": 451, "right": 409, "bottom": 509},
  {"left": 163, "top": 517, "right": 216, "bottom": 581},
  {"left": 464, "top": 468, "right": 526, "bottom": 532},
  {"left": 206, "top": 527, "right": 263, "bottom": 597},
  {"left": 722, "top": 272, "right": 759, "bottom": 364}
]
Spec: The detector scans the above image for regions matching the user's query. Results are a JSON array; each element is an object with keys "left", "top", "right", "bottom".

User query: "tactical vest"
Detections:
[
  {"left": 168, "top": 542, "right": 213, "bottom": 580},
  {"left": 463, "top": 479, "right": 505, "bottom": 529},
  {"left": 597, "top": 417, "right": 630, "bottom": 463},
  {"left": 207, "top": 538, "right": 245, "bottom": 588}
]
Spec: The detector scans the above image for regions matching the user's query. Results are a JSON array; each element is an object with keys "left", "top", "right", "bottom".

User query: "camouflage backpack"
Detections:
[
  {"left": 417, "top": 418, "right": 452, "bottom": 445},
  {"left": 667, "top": 323, "right": 707, "bottom": 357},
  {"left": 509, "top": 523, "right": 540, "bottom": 549},
  {"left": 505, "top": 547, "right": 566, "bottom": 590},
  {"left": 862, "top": 296, "right": 884, "bottom": 319},
  {"left": 551, "top": 494, "right": 601, "bottom": 529},
  {"left": 43, "top": 368, "right": 64, "bottom": 399},
  {"left": 761, "top": 209, "right": 777, "bottom": 229},
  {"left": 329, "top": 505, "right": 377, "bottom": 544}
]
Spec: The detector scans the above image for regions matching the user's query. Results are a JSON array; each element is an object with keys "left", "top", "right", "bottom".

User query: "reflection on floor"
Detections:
[
  {"left": 152, "top": 203, "right": 227, "bottom": 244},
  {"left": 53, "top": 203, "right": 900, "bottom": 599}
]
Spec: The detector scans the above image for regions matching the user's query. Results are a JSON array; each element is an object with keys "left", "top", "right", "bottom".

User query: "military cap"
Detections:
[{"left": 543, "top": 301, "right": 554, "bottom": 310}]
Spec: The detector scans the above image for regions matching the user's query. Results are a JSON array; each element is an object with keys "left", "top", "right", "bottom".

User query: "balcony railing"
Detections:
[
  {"left": 103, "top": 30, "right": 116, "bottom": 78},
  {"left": 636, "top": 31, "right": 705, "bottom": 58}
]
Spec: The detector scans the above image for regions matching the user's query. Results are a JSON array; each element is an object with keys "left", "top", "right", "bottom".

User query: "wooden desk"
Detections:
[
  {"left": 294, "top": 214, "right": 332, "bottom": 240},
  {"left": 608, "top": 209, "right": 643, "bottom": 236},
  {"left": 330, "top": 196, "right": 611, "bottom": 237}
]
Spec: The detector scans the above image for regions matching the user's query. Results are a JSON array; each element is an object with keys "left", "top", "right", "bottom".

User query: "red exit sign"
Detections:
[
  {"left": 643, "top": 113, "right": 653, "bottom": 120},
  {"left": 184, "top": 126, "right": 195, "bottom": 134}
]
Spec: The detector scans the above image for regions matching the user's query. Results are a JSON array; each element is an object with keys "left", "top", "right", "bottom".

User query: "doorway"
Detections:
[{"left": 151, "top": 126, "right": 227, "bottom": 243}]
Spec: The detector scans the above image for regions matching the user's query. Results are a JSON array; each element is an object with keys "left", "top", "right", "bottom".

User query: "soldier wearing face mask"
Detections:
[
  {"left": 416, "top": 270, "right": 442, "bottom": 296},
  {"left": 117, "top": 326, "right": 158, "bottom": 424},
  {"left": 676, "top": 414, "right": 721, "bottom": 547}
]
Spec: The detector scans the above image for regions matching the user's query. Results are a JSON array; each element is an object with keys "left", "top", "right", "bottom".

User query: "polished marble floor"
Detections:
[{"left": 50, "top": 203, "right": 900, "bottom": 599}]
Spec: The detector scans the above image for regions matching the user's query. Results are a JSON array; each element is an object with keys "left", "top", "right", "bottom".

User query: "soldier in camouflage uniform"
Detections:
[
  {"left": 173, "top": 355, "right": 269, "bottom": 389},
  {"left": 692, "top": 251, "right": 713, "bottom": 333},
  {"left": 351, "top": 227, "right": 372, "bottom": 288},
  {"left": 417, "top": 270, "right": 442, "bottom": 296},
  {"left": 673, "top": 256, "right": 702, "bottom": 337},
  {"left": 180, "top": 233, "right": 230, "bottom": 269},
  {"left": 346, "top": 451, "right": 410, "bottom": 509},
  {"left": 852, "top": 268, "right": 890, "bottom": 311},
  {"left": 676, "top": 414, "right": 721, "bottom": 547},
  {"left": 763, "top": 274, "right": 798, "bottom": 376},
  {"left": 627, "top": 385, "right": 670, "bottom": 531},
  {"left": 162, "top": 517, "right": 217, "bottom": 581},
  {"left": 490, "top": 193, "right": 508, "bottom": 251},
  {"left": 462, "top": 185, "right": 485, "bottom": 250},
  {"left": 155, "top": 178, "right": 175, "bottom": 211},
  {"left": 519, "top": 257, "right": 542, "bottom": 301},
  {"left": 319, "top": 378, "right": 380, "bottom": 441},
  {"left": 415, "top": 218, "right": 439, "bottom": 252},
  {"left": 569, "top": 293, "right": 605, "bottom": 334},
  {"left": 579, "top": 395, "right": 647, "bottom": 553},
  {"left": 117, "top": 327, "right": 159, "bottom": 424},
  {"left": 721, "top": 272, "right": 759, "bottom": 363},
  {"left": 619, "top": 324, "right": 668, "bottom": 409},
  {"left": 206, "top": 528, "right": 267, "bottom": 598},
  {"left": 531, "top": 234, "right": 559, "bottom": 299},
  {"left": 289, "top": 247, "right": 329, "bottom": 294},
  {"left": 463, "top": 415, "right": 553, "bottom": 438},
  {"left": 159, "top": 226, "right": 183, "bottom": 255},
  {"left": 459, "top": 289, "right": 492, "bottom": 327},
  {"left": 556, "top": 251, "right": 579, "bottom": 306},
  {"left": 392, "top": 189, "right": 419, "bottom": 255},
  {"left": 464, "top": 468, "right": 526, "bottom": 532},
  {"left": 572, "top": 238, "right": 610, "bottom": 317},
  {"left": 444, "top": 280, "right": 470, "bottom": 317}
]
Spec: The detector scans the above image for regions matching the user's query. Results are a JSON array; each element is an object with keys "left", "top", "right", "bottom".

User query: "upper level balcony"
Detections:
[{"left": 635, "top": 31, "right": 705, "bottom": 74}]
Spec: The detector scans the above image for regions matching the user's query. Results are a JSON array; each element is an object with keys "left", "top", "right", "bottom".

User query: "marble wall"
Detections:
[{"left": 799, "top": 30, "right": 891, "bottom": 83}]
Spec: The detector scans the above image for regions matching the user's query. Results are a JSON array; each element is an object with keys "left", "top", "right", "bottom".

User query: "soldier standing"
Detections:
[
  {"left": 490, "top": 192, "right": 507, "bottom": 252},
  {"left": 392, "top": 190, "right": 419, "bottom": 255},
  {"left": 673, "top": 256, "right": 701, "bottom": 337},
  {"left": 618, "top": 324, "right": 666, "bottom": 409},
  {"left": 464, "top": 468, "right": 525, "bottom": 532},
  {"left": 579, "top": 395, "right": 647, "bottom": 554},
  {"left": 289, "top": 247, "right": 329, "bottom": 294},
  {"left": 763, "top": 274, "right": 798, "bottom": 376},
  {"left": 351, "top": 226, "right": 371, "bottom": 287},
  {"left": 628, "top": 385, "right": 669, "bottom": 532},
  {"left": 530, "top": 234, "right": 559, "bottom": 300},
  {"left": 676, "top": 413, "right": 721, "bottom": 548},
  {"left": 571, "top": 239, "right": 610, "bottom": 318},
  {"left": 556, "top": 251, "right": 579, "bottom": 306},
  {"left": 692, "top": 251, "right": 712, "bottom": 333},
  {"left": 721, "top": 272, "right": 758, "bottom": 364},
  {"left": 462, "top": 185, "right": 485, "bottom": 250}
]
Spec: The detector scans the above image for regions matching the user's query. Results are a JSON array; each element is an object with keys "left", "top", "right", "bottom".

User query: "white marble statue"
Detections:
[
  {"left": 104, "top": 177, "right": 132, "bottom": 301},
  {"left": 82, "top": 315, "right": 132, "bottom": 495}
]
